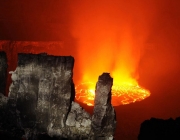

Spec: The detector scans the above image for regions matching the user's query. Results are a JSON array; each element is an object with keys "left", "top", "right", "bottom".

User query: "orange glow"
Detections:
[
  {"left": 70, "top": 1, "right": 152, "bottom": 106},
  {"left": 75, "top": 81, "right": 150, "bottom": 106}
]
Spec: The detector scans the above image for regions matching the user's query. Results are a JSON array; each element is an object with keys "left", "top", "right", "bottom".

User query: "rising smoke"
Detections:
[
  {"left": 0, "top": 0, "right": 180, "bottom": 93},
  {"left": 69, "top": 0, "right": 159, "bottom": 84}
]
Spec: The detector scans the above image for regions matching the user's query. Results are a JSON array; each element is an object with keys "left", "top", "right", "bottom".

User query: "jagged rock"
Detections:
[
  {"left": 0, "top": 52, "right": 20, "bottom": 139},
  {"left": 8, "top": 53, "right": 75, "bottom": 139},
  {"left": 0, "top": 93, "right": 25, "bottom": 140},
  {"left": 0, "top": 52, "right": 117, "bottom": 140},
  {"left": 0, "top": 93, "right": 7, "bottom": 107},
  {"left": 138, "top": 117, "right": 180, "bottom": 140},
  {"left": 90, "top": 73, "right": 116, "bottom": 140},
  {"left": 0, "top": 41, "right": 65, "bottom": 97},
  {"left": 65, "top": 101, "right": 91, "bottom": 139},
  {"left": 0, "top": 51, "right": 7, "bottom": 95},
  {"left": 0, "top": 93, "right": 8, "bottom": 129}
]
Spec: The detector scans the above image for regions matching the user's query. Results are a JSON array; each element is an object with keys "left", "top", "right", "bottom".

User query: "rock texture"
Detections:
[
  {"left": 65, "top": 101, "right": 91, "bottom": 139},
  {"left": 0, "top": 40, "right": 66, "bottom": 96},
  {"left": 8, "top": 53, "right": 77, "bottom": 139},
  {"left": 90, "top": 73, "right": 116, "bottom": 140},
  {"left": 138, "top": 117, "right": 180, "bottom": 140},
  {"left": 0, "top": 51, "right": 7, "bottom": 95},
  {"left": 0, "top": 52, "right": 116, "bottom": 140}
]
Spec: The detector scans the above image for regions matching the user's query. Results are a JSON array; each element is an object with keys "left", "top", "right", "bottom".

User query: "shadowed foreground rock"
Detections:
[
  {"left": 0, "top": 51, "right": 7, "bottom": 95},
  {"left": 8, "top": 53, "right": 78, "bottom": 139},
  {"left": 0, "top": 53, "right": 116, "bottom": 140},
  {"left": 138, "top": 117, "right": 180, "bottom": 140},
  {"left": 90, "top": 73, "right": 116, "bottom": 140}
]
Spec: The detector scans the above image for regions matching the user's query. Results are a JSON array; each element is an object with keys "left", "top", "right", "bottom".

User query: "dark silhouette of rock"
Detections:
[
  {"left": 138, "top": 117, "right": 180, "bottom": 140},
  {"left": 0, "top": 51, "right": 7, "bottom": 95},
  {"left": 90, "top": 73, "right": 117, "bottom": 140},
  {"left": 0, "top": 52, "right": 116, "bottom": 140}
]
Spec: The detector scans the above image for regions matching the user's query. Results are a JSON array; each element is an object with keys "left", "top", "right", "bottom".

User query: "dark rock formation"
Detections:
[
  {"left": 8, "top": 53, "right": 77, "bottom": 139},
  {"left": 0, "top": 93, "right": 25, "bottom": 140},
  {"left": 0, "top": 52, "right": 116, "bottom": 140},
  {"left": 0, "top": 40, "right": 66, "bottom": 96},
  {"left": 90, "top": 73, "right": 116, "bottom": 140},
  {"left": 0, "top": 51, "right": 7, "bottom": 95},
  {"left": 65, "top": 101, "right": 91, "bottom": 139},
  {"left": 138, "top": 117, "right": 180, "bottom": 140}
]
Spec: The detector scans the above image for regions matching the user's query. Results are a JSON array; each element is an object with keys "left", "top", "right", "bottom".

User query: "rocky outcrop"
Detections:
[
  {"left": 138, "top": 117, "right": 180, "bottom": 140},
  {"left": 8, "top": 53, "right": 77, "bottom": 139},
  {"left": 0, "top": 40, "right": 66, "bottom": 96},
  {"left": 90, "top": 73, "right": 116, "bottom": 140},
  {"left": 0, "top": 52, "right": 116, "bottom": 140},
  {"left": 0, "top": 51, "right": 7, "bottom": 95},
  {"left": 65, "top": 101, "right": 91, "bottom": 139}
]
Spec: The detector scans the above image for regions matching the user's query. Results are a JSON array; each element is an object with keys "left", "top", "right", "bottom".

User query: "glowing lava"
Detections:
[{"left": 75, "top": 81, "right": 150, "bottom": 106}]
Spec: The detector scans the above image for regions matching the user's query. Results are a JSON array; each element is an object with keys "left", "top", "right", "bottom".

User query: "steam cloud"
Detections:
[
  {"left": 69, "top": 0, "right": 158, "bottom": 84},
  {"left": 69, "top": 0, "right": 180, "bottom": 90}
]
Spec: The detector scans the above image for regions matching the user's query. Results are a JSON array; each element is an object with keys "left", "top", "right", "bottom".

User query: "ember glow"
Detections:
[
  {"left": 75, "top": 81, "right": 150, "bottom": 106},
  {"left": 70, "top": 1, "right": 153, "bottom": 106}
]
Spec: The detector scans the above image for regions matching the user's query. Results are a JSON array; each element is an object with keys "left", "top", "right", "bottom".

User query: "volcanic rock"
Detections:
[
  {"left": 0, "top": 51, "right": 7, "bottom": 95},
  {"left": 0, "top": 52, "right": 116, "bottom": 140},
  {"left": 65, "top": 101, "right": 91, "bottom": 139},
  {"left": 90, "top": 73, "right": 116, "bottom": 140},
  {"left": 8, "top": 53, "right": 76, "bottom": 138},
  {"left": 138, "top": 117, "right": 180, "bottom": 140},
  {"left": 0, "top": 40, "right": 65, "bottom": 96}
]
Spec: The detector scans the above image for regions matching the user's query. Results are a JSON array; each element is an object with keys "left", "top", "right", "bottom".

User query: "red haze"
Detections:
[{"left": 1, "top": 0, "right": 180, "bottom": 139}]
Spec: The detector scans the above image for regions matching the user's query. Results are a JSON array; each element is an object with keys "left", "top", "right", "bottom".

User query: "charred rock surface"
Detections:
[
  {"left": 65, "top": 101, "right": 91, "bottom": 139},
  {"left": 138, "top": 117, "right": 180, "bottom": 140},
  {"left": 8, "top": 53, "right": 76, "bottom": 139},
  {"left": 0, "top": 53, "right": 116, "bottom": 140},
  {"left": 0, "top": 51, "right": 7, "bottom": 95},
  {"left": 0, "top": 40, "right": 66, "bottom": 96},
  {"left": 0, "top": 94, "right": 25, "bottom": 140},
  {"left": 90, "top": 73, "right": 116, "bottom": 140}
]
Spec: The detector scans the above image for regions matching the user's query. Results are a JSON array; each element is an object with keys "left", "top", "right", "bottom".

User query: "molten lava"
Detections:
[{"left": 75, "top": 81, "right": 150, "bottom": 106}]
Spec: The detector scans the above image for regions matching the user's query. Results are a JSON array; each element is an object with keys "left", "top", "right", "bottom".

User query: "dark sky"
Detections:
[{"left": 0, "top": 1, "right": 180, "bottom": 139}]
